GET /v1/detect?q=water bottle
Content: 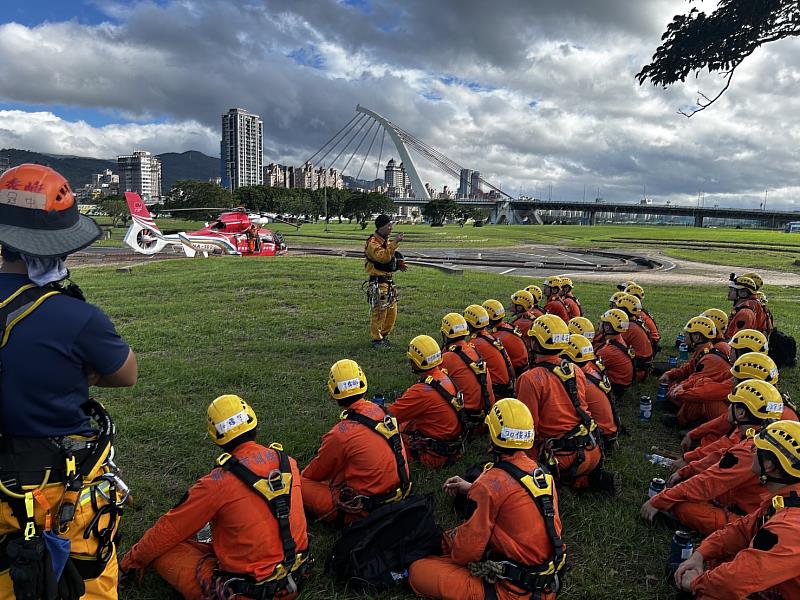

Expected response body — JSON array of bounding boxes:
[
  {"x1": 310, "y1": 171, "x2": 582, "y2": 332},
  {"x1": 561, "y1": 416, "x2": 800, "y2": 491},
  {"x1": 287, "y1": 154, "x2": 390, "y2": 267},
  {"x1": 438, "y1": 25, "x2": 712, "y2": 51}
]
[
  {"x1": 667, "y1": 531, "x2": 694, "y2": 574},
  {"x1": 657, "y1": 383, "x2": 668, "y2": 402},
  {"x1": 372, "y1": 394, "x2": 385, "y2": 408},
  {"x1": 675, "y1": 332, "x2": 685, "y2": 347},
  {"x1": 668, "y1": 356, "x2": 678, "y2": 367},
  {"x1": 679, "y1": 343, "x2": 689, "y2": 361},
  {"x1": 639, "y1": 395, "x2": 652, "y2": 421},
  {"x1": 645, "y1": 453, "x2": 674, "y2": 469},
  {"x1": 648, "y1": 477, "x2": 666, "y2": 498},
  {"x1": 390, "y1": 569, "x2": 409, "y2": 583}
]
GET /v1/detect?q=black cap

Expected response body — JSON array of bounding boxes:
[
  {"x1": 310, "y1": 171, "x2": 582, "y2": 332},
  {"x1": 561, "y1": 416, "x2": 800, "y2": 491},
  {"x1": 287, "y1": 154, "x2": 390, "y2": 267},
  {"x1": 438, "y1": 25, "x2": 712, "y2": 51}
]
[{"x1": 375, "y1": 214, "x2": 392, "y2": 229}]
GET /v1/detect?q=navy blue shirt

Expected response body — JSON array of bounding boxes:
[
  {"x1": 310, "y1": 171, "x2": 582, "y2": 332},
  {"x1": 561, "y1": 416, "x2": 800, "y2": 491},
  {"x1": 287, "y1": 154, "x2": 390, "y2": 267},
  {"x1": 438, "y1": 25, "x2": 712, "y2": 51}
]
[{"x1": 0, "y1": 274, "x2": 130, "y2": 437}]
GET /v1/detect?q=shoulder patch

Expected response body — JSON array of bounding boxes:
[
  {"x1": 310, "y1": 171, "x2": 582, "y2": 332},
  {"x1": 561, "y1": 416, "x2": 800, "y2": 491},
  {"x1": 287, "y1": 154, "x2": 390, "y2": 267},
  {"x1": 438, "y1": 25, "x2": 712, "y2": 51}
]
[
  {"x1": 752, "y1": 527, "x2": 779, "y2": 551},
  {"x1": 719, "y1": 452, "x2": 738, "y2": 469}
]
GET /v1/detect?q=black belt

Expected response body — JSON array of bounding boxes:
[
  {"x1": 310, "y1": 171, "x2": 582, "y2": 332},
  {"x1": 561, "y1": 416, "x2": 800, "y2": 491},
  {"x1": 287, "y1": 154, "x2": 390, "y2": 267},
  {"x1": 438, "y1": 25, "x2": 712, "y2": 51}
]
[
  {"x1": 369, "y1": 275, "x2": 393, "y2": 283},
  {"x1": 547, "y1": 433, "x2": 594, "y2": 452},
  {"x1": 0, "y1": 437, "x2": 98, "y2": 486},
  {"x1": 217, "y1": 561, "x2": 309, "y2": 599}
]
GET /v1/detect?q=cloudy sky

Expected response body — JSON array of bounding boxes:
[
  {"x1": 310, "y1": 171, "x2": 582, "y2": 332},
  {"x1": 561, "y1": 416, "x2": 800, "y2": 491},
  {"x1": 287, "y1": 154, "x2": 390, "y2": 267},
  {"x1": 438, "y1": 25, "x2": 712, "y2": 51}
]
[{"x1": 2, "y1": 0, "x2": 800, "y2": 209}]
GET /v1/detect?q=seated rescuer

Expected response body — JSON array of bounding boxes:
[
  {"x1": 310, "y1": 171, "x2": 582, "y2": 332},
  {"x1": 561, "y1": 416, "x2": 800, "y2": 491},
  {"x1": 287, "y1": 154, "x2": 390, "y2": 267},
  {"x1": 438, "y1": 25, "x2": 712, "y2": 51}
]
[
  {"x1": 0, "y1": 164, "x2": 137, "y2": 599},
  {"x1": 440, "y1": 313, "x2": 496, "y2": 430},
  {"x1": 516, "y1": 315, "x2": 619, "y2": 494},
  {"x1": 542, "y1": 276, "x2": 569, "y2": 322},
  {"x1": 558, "y1": 277, "x2": 582, "y2": 318},
  {"x1": 483, "y1": 299, "x2": 529, "y2": 376},
  {"x1": 523, "y1": 285, "x2": 546, "y2": 318},
  {"x1": 568, "y1": 316, "x2": 594, "y2": 343},
  {"x1": 641, "y1": 380, "x2": 784, "y2": 536},
  {"x1": 674, "y1": 420, "x2": 800, "y2": 599},
  {"x1": 614, "y1": 293, "x2": 653, "y2": 381},
  {"x1": 702, "y1": 308, "x2": 729, "y2": 348},
  {"x1": 561, "y1": 334, "x2": 620, "y2": 453},
  {"x1": 510, "y1": 290, "x2": 541, "y2": 347},
  {"x1": 389, "y1": 335, "x2": 466, "y2": 468},
  {"x1": 301, "y1": 359, "x2": 412, "y2": 523},
  {"x1": 121, "y1": 395, "x2": 310, "y2": 600},
  {"x1": 465, "y1": 304, "x2": 516, "y2": 398},
  {"x1": 364, "y1": 214, "x2": 406, "y2": 348},
  {"x1": 594, "y1": 309, "x2": 634, "y2": 399},
  {"x1": 726, "y1": 274, "x2": 767, "y2": 338},
  {"x1": 408, "y1": 399, "x2": 566, "y2": 600},
  {"x1": 624, "y1": 283, "x2": 660, "y2": 352}
]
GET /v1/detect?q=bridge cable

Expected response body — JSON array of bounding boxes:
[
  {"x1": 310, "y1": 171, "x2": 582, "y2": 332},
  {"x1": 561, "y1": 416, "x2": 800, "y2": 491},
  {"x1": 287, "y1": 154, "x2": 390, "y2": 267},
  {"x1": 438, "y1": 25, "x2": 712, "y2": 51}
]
[
  {"x1": 355, "y1": 120, "x2": 381, "y2": 182},
  {"x1": 374, "y1": 128, "x2": 386, "y2": 184},
  {"x1": 316, "y1": 112, "x2": 367, "y2": 168},
  {"x1": 303, "y1": 113, "x2": 360, "y2": 166},
  {"x1": 328, "y1": 114, "x2": 371, "y2": 171},
  {"x1": 341, "y1": 118, "x2": 377, "y2": 174}
]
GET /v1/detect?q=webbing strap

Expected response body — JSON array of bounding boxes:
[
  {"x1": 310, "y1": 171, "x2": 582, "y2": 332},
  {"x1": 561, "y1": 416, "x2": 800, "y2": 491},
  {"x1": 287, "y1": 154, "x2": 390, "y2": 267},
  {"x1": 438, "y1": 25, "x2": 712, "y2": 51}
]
[
  {"x1": 0, "y1": 284, "x2": 61, "y2": 348},
  {"x1": 491, "y1": 461, "x2": 565, "y2": 576},
  {"x1": 423, "y1": 374, "x2": 468, "y2": 439},
  {"x1": 700, "y1": 346, "x2": 729, "y2": 367},
  {"x1": 537, "y1": 361, "x2": 594, "y2": 430},
  {"x1": 364, "y1": 234, "x2": 396, "y2": 272},
  {"x1": 449, "y1": 344, "x2": 491, "y2": 415},
  {"x1": 583, "y1": 371, "x2": 621, "y2": 432},
  {"x1": 607, "y1": 338, "x2": 635, "y2": 385},
  {"x1": 479, "y1": 331, "x2": 516, "y2": 388}
]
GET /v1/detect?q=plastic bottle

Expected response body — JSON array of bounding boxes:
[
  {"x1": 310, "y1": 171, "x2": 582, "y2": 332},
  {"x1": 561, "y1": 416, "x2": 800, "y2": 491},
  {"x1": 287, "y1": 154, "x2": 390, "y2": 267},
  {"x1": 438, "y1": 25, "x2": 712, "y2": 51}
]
[
  {"x1": 668, "y1": 356, "x2": 678, "y2": 367},
  {"x1": 648, "y1": 477, "x2": 666, "y2": 498},
  {"x1": 639, "y1": 395, "x2": 652, "y2": 421},
  {"x1": 372, "y1": 394, "x2": 385, "y2": 408},
  {"x1": 657, "y1": 383, "x2": 669, "y2": 402},
  {"x1": 667, "y1": 531, "x2": 694, "y2": 574},
  {"x1": 390, "y1": 569, "x2": 409, "y2": 582},
  {"x1": 645, "y1": 453, "x2": 674, "y2": 469},
  {"x1": 679, "y1": 343, "x2": 689, "y2": 361}
]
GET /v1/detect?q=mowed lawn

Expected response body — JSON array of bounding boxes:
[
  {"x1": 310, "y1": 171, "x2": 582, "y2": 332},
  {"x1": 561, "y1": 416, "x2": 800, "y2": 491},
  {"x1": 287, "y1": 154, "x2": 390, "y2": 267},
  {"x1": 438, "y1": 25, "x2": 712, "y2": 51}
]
[{"x1": 74, "y1": 256, "x2": 800, "y2": 599}]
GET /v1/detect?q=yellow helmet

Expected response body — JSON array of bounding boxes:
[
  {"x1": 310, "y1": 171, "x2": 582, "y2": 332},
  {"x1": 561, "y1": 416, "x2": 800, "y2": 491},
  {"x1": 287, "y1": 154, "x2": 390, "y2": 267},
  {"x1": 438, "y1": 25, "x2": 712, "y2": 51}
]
[
  {"x1": 754, "y1": 420, "x2": 800, "y2": 480},
  {"x1": 561, "y1": 334, "x2": 595, "y2": 363},
  {"x1": 482, "y1": 299, "x2": 506, "y2": 321},
  {"x1": 756, "y1": 291, "x2": 768, "y2": 304},
  {"x1": 730, "y1": 352, "x2": 779, "y2": 384},
  {"x1": 609, "y1": 291, "x2": 627, "y2": 305},
  {"x1": 560, "y1": 277, "x2": 573, "y2": 289},
  {"x1": 511, "y1": 289, "x2": 535, "y2": 311},
  {"x1": 614, "y1": 293, "x2": 642, "y2": 316},
  {"x1": 328, "y1": 359, "x2": 368, "y2": 401},
  {"x1": 600, "y1": 309, "x2": 629, "y2": 333},
  {"x1": 702, "y1": 308, "x2": 728, "y2": 335},
  {"x1": 617, "y1": 280, "x2": 637, "y2": 291},
  {"x1": 464, "y1": 304, "x2": 491, "y2": 329},
  {"x1": 729, "y1": 274, "x2": 758, "y2": 293},
  {"x1": 684, "y1": 315, "x2": 717, "y2": 340},
  {"x1": 485, "y1": 398, "x2": 535, "y2": 450},
  {"x1": 407, "y1": 335, "x2": 443, "y2": 370},
  {"x1": 524, "y1": 285, "x2": 543, "y2": 303},
  {"x1": 528, "y1": 314, "x2": 570, "y2": 350},
  {"x1": 730, "y1": 329, "x2": 769, "y2": 353},
  {"x1": 207, "y1": 394, "x2": 258, "y2": 446},
  {"x1": 441, "y1": 312, "x2": 470, "y2": 339},
  {"x1": 543, "y1": 276, "x2": 562, "y2": 291},
  {"x1": 728, "y1": 379, "x2": 784, "y2": 422},
  {"x1": 741, "y1": 272, "x2": 764, "y2": 290},
  {"x1": 568, "y1": 316, "x2": 595, "y2": 340},
  {"x1": 624, "y1": 283, "x2": 645, "y2": 299}
]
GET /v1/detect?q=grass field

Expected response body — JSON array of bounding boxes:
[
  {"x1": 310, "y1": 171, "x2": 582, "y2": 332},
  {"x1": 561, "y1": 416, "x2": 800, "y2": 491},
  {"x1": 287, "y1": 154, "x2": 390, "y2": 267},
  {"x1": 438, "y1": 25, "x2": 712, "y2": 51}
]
[{"x1": 72, "y1": 256, "x2": 800, "y2": 599}]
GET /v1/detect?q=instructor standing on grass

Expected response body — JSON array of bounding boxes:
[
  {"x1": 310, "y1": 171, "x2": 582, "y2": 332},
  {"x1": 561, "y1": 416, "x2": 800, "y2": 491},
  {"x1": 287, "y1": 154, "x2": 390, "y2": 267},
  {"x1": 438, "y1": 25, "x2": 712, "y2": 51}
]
[{"x1": 364, "y1": 214, "x2": 406, "y2": 349}]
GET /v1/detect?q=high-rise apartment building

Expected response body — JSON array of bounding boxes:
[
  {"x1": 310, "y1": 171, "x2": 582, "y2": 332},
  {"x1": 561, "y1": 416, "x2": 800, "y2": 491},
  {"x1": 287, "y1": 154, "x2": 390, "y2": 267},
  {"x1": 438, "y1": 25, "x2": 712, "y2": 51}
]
[
  {"x1": 117, "y1": 151, "x2": 162, "y2": 201},
  {"x1": 470, "y1": 171, "x2": 482, "y2": 199},
  {"x1": 384, "y1": 158, "x2": 407, "y2": 198},
  {"x1": 221, "y1": 108, "x2": 263, "y2": 190},
  {"x1": 458, "y1": 168, "x2": 472, "y2": 198}
]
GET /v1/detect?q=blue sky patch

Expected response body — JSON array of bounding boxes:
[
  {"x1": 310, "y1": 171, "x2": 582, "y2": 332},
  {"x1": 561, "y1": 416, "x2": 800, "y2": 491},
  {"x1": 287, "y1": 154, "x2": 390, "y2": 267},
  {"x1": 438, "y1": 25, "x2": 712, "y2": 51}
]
[
  {"x1": 287, "y1": 45, "x2": 326, "y2": 70},
  {"x1": 439, "y1": 75, "x2": 496, "y2": 93},
  {"x1": 0, "y1": 101, "x2": 170, "y2": 127}
]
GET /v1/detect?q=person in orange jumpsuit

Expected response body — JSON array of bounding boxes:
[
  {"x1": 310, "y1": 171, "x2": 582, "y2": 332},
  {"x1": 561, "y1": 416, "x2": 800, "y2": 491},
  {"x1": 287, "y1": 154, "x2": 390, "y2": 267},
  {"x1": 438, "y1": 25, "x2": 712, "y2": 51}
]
[
  {"x1": 641, "y1": 380, "x2": 784, "y2": 535},
  {"x1": 301, "y1": 359, "x2": 412, "y2": 523},
  {"x1": 725, "y1": 274, "x2": 767, "y2": 338},
  {"x1": 702, "y1": 308, "x2": 729, "y2": 347},
  {"x1": 559, "y1": 277, "x2": 582, "y2": 318},
  {"x1": 523, "y1": 285, "x2": 546, "y2": 318},
  {"x1": 542, "y1": 276, "x2": 569, "y2": 322},
  {"x1": 561, "y1": 334, "x2": 620, "y2": 452},
  {"x1": 483, "y1": 299, "x2": 529, "y2": 376},
  {"x1": 509, "y1": 289, "x2": 539, "y2": 350},
  {"x1": 364, "y1": 214, "x2": 406, "y2": 348},
  {"x1": 624, "y1": 283, "x2": 661, "y2": 352},
  {"x1": 465, "y1": 304, "x2": 516, "y2": 397},
  {"x1": 674, "y1": 420, "x2": 800, "y2": 599},
  {"x1": 389, "y1": 335, "x2": 465, "y2": 468},
  {"x1": 614, "y1": 293, "x2": 653, "y2": 381},
  {"x1": 661, "y1": 316, "x2": 732, "y2": 427},
  {"x1": 594, "y1": 309, "x2": 635, "y2": 399},
  {"x1": 120, "y1": 395, "x2": 310, "y2": 600},
  {"x1": 409, "y1": 398, "x2": 565, "y2": 600},
  {"x1": 729, "y1": 328, "x2": 769, "y2": 362},
  {"x1": 568, "y1": 316, "x2": 595, "y2": 343},
  {"x1": 516, "y1": 315, "x2": 619, "y2": 493},
  {"x1": 440, "y1": 312, "x2": 496, "y2": 430},
  {"x1": 756, "y1": 290, "x2": 775, "y2": 335}
]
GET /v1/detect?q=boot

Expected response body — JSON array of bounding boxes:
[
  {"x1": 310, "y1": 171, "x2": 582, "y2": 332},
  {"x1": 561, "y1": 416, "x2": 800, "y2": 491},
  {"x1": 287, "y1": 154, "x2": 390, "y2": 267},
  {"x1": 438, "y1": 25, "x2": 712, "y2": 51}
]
[{"x1": 589, "y1": 468, "x2": 622, "y2": 497}]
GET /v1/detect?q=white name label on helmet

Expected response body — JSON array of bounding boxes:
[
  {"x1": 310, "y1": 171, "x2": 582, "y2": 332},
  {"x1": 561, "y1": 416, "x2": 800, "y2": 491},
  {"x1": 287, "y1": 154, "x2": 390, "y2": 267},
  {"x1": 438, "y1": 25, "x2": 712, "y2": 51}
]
[
  {"x1": 500, "y1": 426, "x2": 534, "y2": 441},
  {"x1": 452, "y1": 323, "x2": 468, "y2": 333},
  {"x1": 581, "y1": 345, "x2": 594, "y2": 355},
  {"x1": 338, "y1": 377, "x2": 362, "y2": 391},
  {"x1": 584, "y1": 332, "x2": 594, "y2": 339},
  {"x1": 215, "y1": 410, "x2": 250, "y2": 434},
  {"x1": 766, "y1": 402, "x2": 784, "y2": 414},
  {"x1": 620, "y1": 322, "x2": 629, "y2": 330},
  {"x1": 770, "y1": 368, "x2": 778, "y2": 378},
  {"x1": 426, "y1": 351, "x2": 442, "y2": 364},
  {"x1": 0, "y1": 189, "x2": 48, "y2": 210},
  {"x1": 478, "y1": 316, "x2": 489, "y2": 325},
  {"x1": 552, "y1": 333, "x2": 570, "y2": 344}
]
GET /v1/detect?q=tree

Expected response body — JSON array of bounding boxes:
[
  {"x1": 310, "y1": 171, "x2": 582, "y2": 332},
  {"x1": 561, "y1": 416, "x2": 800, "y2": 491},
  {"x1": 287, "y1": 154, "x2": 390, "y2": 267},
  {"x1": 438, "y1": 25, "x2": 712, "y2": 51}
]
[
  {"x1": 636, "y1": 1, "x2": 800, "y2": 116},
  {"x1": 97, "y1": 195, "x2": 131, "y2": 228},
  {"x1": 164, "y1": 180, "x2": 234, "y2": 219},
  {"x1": 422, "y1": 198, "x2": 459, "y2": 226}
]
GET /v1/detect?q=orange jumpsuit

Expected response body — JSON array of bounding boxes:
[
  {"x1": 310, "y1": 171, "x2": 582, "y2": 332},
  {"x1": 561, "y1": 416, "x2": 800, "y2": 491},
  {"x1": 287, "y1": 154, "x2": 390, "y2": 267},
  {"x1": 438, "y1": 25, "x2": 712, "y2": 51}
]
[
  {"x1": 364, "y1": 232, "x2": 399, "y2": 342},
  {"x1": 640, "y1": 309, "x2": 661, "y2": 347},
  {"x1": 389, "y1": 367, "x2": 463, "y2": 468},
  {"x1": 664, "y1": 342, "x2": 729, "y2": 383},
  {"x1": 649, "y1": 438, "x2": 765, "y2": 535},
  {"x1": 687, "y1": 413, "x2": 736, "y2": 448},
  {"x1": 301, "y1": 399, "x2": 410, "y2": 522},
  {"x1": 516, "y1": 356, "x2": 601, "y2": 488},
  {"x1": 595, "y1": 334, "x2": 634, "y2": 396},
  {"x1": 690, "y1": 483, "x2": 800, "y2": 600},
  {"x1": 725, "y1": 298, "x2": 767, "y2": 338},
  {"x1": 441, "y1": 339, "x2": 496, "y2": 420},
  {"x1": 492, "y1": 322, "x2": 529, "y2": 375},
  {"x1": 472, "y1": 330, "x2": 514, "y2": 391},
  {"x1": 622, "y1": 319, "x2": 654, "y2": 381},
  {"x1": 511, "y1": 308, "x2": 544, "y2": 351},
  {"x1": 562, "y1": 294, "x2": 582, "y2": 318},
  {"x1": 121, "y1": 441, "x2": 308, "y2": 600},
  {"x1": 669, "y1": 344, "x2": 733, "y2": 426},
  {"x1": 409, "y1": 452, "x2": 562, "y2": 600},
  {"x1": 581, "y1": 361, "x2": 618, "y2": 442},
  {"x1": 544, "y1": 298, "x2": 569, "y2": 322}
]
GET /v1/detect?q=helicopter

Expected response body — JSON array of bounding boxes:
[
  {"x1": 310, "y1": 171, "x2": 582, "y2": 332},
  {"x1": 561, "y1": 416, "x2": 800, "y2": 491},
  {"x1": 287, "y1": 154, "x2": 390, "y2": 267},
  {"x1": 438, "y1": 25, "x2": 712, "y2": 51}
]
[{"x1": 122, "y1": 192, "x2": 288, "y2": 257}]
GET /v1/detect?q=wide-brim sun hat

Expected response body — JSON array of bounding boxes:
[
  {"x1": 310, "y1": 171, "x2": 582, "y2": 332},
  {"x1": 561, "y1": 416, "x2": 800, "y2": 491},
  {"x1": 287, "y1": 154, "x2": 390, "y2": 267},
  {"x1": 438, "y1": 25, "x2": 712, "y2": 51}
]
[{"x1": 0, "y1": 163, "x2": 102, "y2": 257}]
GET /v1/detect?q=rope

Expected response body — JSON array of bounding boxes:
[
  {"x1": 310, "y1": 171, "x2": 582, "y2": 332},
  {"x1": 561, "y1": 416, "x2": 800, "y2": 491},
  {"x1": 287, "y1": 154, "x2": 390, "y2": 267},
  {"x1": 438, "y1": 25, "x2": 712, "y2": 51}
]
[{"x1": 468, "y1": 560, "x2": 506, "y2": 583}]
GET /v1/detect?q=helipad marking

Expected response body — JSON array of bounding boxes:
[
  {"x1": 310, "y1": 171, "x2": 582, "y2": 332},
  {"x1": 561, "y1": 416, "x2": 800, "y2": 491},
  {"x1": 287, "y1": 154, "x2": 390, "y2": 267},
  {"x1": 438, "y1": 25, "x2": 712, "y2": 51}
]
[
  {"x1": 556, "y1": 250, "x2": 593, "y2": 265},
  {"x1": 500, "y1": 268, "x2": 516, "y2": 275}
]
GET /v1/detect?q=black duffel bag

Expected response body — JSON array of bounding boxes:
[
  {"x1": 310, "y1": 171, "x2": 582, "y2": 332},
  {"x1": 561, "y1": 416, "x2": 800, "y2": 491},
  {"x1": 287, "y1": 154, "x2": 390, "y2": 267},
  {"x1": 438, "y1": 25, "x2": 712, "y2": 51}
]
[
  {"x1": 327, "y1": 493, "x2": 442, "y2": 590},
  {"x1": 769, "y1": 328, "x2": 797, "y2": 368}
]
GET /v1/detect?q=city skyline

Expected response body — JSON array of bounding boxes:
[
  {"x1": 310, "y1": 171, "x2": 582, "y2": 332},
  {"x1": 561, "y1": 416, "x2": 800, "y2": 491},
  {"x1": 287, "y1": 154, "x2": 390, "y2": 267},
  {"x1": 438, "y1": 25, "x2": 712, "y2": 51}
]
[{"x1": 1, "y1": 1, "x2": 799, "y2": 209}]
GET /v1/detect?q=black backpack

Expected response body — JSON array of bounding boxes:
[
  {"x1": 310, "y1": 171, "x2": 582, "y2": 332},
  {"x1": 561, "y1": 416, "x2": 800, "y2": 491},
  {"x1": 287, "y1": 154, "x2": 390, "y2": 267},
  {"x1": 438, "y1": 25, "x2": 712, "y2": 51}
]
[
  {"x1": 326, "y1": 493, "x2": 442, "y2": 589},
  {"x1": 769, "y1": 329, "x2": 797, "y2": 368}
]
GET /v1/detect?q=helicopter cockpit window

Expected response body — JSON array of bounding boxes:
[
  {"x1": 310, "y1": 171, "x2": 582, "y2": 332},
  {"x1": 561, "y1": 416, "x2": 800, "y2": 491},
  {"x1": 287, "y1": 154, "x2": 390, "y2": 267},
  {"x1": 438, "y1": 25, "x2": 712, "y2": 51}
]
[
  {"x1": 260, "y1": 234, "x2": 274, "y2": 244},
  {"x1": 211, "y1": 221, "x2": 226, "y2": 230}
]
